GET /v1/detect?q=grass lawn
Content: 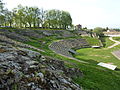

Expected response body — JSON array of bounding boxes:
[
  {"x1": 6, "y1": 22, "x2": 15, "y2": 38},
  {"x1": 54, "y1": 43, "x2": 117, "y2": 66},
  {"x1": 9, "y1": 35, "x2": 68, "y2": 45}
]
[
  {"x1": 72, "y1": 62, "x2": 120, "y2": 90},
  {"x1": 75, "y1": 48, "x2": 120, "y2": 67},
  {"x1": 100, "y1": 36, "x2": 115, "y2": 48},
  {"x1": 113, "y1": 37, "x2": 120, "y2": 42},
  {"x1": 83, "y1": 36, "x2": 101, "y2": 46}
]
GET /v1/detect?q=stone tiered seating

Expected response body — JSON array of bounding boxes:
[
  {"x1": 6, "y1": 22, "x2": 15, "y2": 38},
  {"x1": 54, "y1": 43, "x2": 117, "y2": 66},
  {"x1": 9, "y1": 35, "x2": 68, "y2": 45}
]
[
  {"x1": 0, "y1": 29, "x2": 76, "y2": 42},
  {"x1": 0, "y1": 35, "x2": 45, "y2": 52},
  {"x1": 36, "y1": 30, "x2": 75, "y2": 37},
  {"x1": 49, "y1": 42, "x2": 73, "y2": 57},
  {"x1": 5, "y1": 32, "x2": 30, "y2": 42},
  {"x1": 15, "y1": 29, "x2": 45, "y2": 39},
  {"x1": 49, "y1": 39, "x2": 89, "y2": 58},
  {"x1": 59, "y1": 39, "x2": 89, "y2": 48}
]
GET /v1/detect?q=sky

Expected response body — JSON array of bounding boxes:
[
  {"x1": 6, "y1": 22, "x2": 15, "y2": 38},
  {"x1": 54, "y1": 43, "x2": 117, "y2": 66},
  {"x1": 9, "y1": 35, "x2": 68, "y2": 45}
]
[{"x1": 3, "y1": 0, "x2": 120, "y2": 29}]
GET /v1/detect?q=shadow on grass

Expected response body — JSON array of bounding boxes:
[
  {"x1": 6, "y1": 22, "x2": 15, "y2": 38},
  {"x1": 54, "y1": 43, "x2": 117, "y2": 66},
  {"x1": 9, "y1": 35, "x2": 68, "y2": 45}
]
[
  {"x1": 75, "y1": 57, "x2": 99, "y2": 65},
  {"x1": 115, "y1": 68, "x2": 120, "y2": 71}
]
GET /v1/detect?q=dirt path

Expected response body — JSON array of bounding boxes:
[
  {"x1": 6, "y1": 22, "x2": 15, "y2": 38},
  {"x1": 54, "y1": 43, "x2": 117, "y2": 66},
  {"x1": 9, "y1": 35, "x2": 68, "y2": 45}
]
[{"x1": 108, "y1": 37, "x2": 120, "y2": 48}]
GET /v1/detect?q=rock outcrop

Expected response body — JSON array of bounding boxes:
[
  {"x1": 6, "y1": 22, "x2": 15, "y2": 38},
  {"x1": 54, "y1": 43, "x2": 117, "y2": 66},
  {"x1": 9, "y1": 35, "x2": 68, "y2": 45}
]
[{"x1": 0, "y1": 45, "x2": 82, "y2": 90}]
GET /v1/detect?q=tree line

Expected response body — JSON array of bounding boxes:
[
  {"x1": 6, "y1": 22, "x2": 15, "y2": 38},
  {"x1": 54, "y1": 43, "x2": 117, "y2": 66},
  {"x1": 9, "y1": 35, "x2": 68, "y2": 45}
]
[{"x1": 0, "y1": 0, "x2": 72, "y2": 29}]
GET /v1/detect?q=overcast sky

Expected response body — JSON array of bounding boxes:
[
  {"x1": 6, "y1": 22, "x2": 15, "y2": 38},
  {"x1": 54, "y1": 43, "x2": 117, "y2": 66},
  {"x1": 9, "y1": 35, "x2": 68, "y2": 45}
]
[{"x1": 3, "y1": 0, "x2": 120, "y2": 29}]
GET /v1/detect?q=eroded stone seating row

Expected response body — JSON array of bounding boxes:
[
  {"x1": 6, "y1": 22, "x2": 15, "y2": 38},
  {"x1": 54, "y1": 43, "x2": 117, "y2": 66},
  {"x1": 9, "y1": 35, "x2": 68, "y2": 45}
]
[
  {"x1": 49, "y1": 39, "x2": 89, "y2": 58},
  {"x1": 0, "y1": 35, "x2": 44, "y2": 52}
]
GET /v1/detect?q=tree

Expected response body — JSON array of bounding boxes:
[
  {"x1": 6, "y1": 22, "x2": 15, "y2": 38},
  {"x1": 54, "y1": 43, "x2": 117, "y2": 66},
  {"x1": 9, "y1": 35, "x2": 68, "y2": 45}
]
[
  {"x1": 0, "y1": 3, "x2": 13, "y2": 27},
  {"x1": 39, "y1": 8, "x2": 46, "y2": 27},
  {"x1": 3, "y1": 9, "x2": 13, "y2": 27},
  {"x1": 83, "y1": 27, "x2": 87, "y2": 30},
  {"x1": 44, "y1": 9, "x2": 72, "y2": 29},
  {"x1": 0, "y1": 0, "x2": 5, "y2": 26},
  {"x1": 0, "y1": 0, "x2": 4, "y2": 13},
  {"x1": 12, "y1": 5, "x2": 39, "y2": 28},
  {"x1": 29, "y1": 7, "x2": 40, "y2": 27},
  {"x1": 93, "y1": 27, "x2": 104, "y2": 36},
  {"x1": 106, "y1": 27, "x2": 109, "y2": 30},
  {"x1": 44, "y1": 9, "x2": 59, "y2": 28},
  {"x1": 23, "y1": 6, "x2": 41, "y2": 28},
  {"x1": 0, "y1": 3, "x2": 73, "y2": 29},
  {"x1": 12, "y1": 5, "x2": 26, "y2": 27},
  {"x1": 61, "y1": 11, "x2": 72, "y2": 29}
]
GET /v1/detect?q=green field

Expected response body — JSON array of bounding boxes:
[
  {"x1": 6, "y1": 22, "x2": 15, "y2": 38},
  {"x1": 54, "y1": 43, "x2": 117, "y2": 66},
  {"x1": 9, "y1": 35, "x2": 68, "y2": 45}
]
[
  {"x1": 113, "y1": 37, "x2": 120, "y2": 42},
  {"x1": 72, "y1": 61, "x2": 120, "y2": 90},
  {"x1": 75, "y1": 48, "x2": 120, "y2": 67},
  {"x1": 100, "y1": 36, "x2": 115, "y2": 48}
]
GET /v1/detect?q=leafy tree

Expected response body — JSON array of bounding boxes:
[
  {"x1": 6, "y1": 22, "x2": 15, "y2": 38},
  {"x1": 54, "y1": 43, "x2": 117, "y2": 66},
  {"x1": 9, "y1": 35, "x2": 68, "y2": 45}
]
[
  {"x1": 0, "y1": 4, "x2": 73, "y2": 29},
  {"x1": 44, "y1": 9, "x2": 59, "y2": 28},
  {"x1": 83, "y1": 27, "x2": 87, "y2": 30},
  {"x1": 25, "y1": 6, "x2": 40, "y2": 27},
  {"x1": 106, "y1": 27, "x2": 109, "y2": 30},
  {"x1": 0, "y1": 0, "x2": 4, "y2": 13},
  {"x1": 0, "y1": 0, "x2": 5, "y2": 26},
  {"x1": 12, "y1": 5, "x2": 41, "y2": 28},
  {"x1": 93, "y1": 27, "x2": 104, "y2": 36},
  {"x1": 12, "y1": 5, "x2": 26, "y2": 27},
  {"x1": 61, "y1": 11, "x2": 72, "y2": 29},
  {"x1": 0, "y1": 14, "x2": 4, "y2": 26},
  {"x1": 39, "y1": 8, "x2": 46, "y2": 27},
  {"x1": 3, "y1": 9, "x2": 13, "y2": 27},
  {"x1": 44, "y1": 9, "x2": 72, "y2": 29}
]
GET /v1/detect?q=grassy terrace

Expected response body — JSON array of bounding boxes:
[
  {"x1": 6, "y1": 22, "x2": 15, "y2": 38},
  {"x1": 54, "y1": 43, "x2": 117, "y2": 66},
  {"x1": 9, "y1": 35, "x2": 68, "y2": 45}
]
[
  {"x1": 23, "y1": 35, "x2": 120, "y2": 90},
  {"x1": 113, "y1": 37, "x2": 120, "y2": 42},
  {"x1": 101, "y1": 36, "x2": 115, "y2": 47},
  {"x1": 75, "y1": 48, "x2": 120, "y2": 67},
  {"x1": 83, "y1": 36, "x2": 101, "y2": 46},
  {"x1": 75, "y1": 36, "x2": 120, "y2": 67}
]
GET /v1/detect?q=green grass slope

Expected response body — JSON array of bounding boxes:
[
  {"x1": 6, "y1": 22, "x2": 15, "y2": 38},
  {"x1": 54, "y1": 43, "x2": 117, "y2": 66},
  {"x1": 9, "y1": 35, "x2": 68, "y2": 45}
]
[
  {"x1": 72, "y1": 62, "x2": 120, "y2": 90},
  {"x1": 75, "y1": 48, "x2": 120, "y2": 67},
  {"x1": 83, "y1": 36, "x2": 101, "y2": 46},
  {"x1": 113, "y1": 37, "x2": 120, "y2": 42},
  {"x1": 100, "y1": 36, "x2": 115, "y2": 48}
]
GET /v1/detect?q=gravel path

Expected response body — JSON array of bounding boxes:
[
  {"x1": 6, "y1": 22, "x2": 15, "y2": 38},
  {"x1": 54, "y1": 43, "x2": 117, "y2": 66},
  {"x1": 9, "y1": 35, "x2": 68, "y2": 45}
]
[{"x1": 108, "y1": 37, "x2": 120, "y2": 48}]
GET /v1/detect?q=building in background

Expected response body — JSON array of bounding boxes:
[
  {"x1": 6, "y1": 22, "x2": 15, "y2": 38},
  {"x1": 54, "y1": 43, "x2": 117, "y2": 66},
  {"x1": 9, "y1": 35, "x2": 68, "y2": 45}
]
[{"x1": 75, "y1": 24, "x2": 82, "y2": 30}]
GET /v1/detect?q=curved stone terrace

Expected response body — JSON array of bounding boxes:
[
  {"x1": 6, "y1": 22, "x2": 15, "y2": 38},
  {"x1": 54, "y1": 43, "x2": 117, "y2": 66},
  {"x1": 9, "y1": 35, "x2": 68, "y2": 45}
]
[{"x1": 49, "y1": 38, "x2": 90, "y2": 58}]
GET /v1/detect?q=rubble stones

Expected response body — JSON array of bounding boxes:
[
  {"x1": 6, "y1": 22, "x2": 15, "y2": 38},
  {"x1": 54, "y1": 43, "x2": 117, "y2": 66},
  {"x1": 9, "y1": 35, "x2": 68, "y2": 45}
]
[{"x1": 0, "y1": 45, "x2": 82, "y2": 90}]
